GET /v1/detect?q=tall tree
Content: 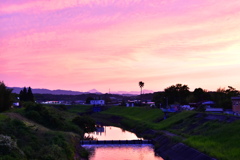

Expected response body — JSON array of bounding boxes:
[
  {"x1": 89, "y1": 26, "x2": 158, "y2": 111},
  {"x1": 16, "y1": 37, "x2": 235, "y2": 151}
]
[
  {"x1": 19, "y1": 87, "x2": 27, "y2": 101},
  {"x1": 139, "y1": 81, "x2": 144, "y2": 95},
  {"x1": 193, "y1": 88, "x2": 211, "y2": 102},
  {"x1": 0, "y1": 81, "x2": 13, "y2": 112},
  {"x1": 19, "y1": 87, "x2": 34, "y2": 102},
  {"x1": 27, "y1": 87, "x2": 34, "y2": 102},
  {"x1": 225, "y1": 86, "x2": 239, "y2": 97},
  {"x1": 139, "y1": 81, "x2": 144, "y2": 101},
  {"x1": 164, "y1": 83, "x2": 190, "y2": 104}
]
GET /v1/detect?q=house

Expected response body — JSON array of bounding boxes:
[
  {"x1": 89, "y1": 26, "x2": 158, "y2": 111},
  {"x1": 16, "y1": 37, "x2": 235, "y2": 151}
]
[
  {"x1": 231, "y1": 96, "x2": 240, "y2": 112},
  {"x1": 90, "y1": 100, "x2": 105, "y2": 106},
  {"x1": 126, "y1": 101, "x2": 135, "y2": 107}
]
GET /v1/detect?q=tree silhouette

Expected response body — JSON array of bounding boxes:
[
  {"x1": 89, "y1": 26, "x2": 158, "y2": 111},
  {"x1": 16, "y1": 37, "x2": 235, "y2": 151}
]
[
  {"x1": 164, "y1": 83, "x2": 190, "y2": 104},
  {"x1": 0, "y1": 81, "x2": 13, "y2": 112},
  {"x1": 19, "y1": 87, "x2": 27, "y2": 101},
  {"x1": 27, "y1": 87, "x2": 34, "y2": 102},
  {"x1": 139, "y1": 81, "x2": 144, "y2": 101},
  {"x1": 19, "y1": 87, "x2": 34, "y2": 102}
]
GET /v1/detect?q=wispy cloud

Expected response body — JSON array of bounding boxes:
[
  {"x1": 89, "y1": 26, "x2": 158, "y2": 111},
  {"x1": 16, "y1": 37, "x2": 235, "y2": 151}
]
[{"x1": 1, "y1": 0, "x2": 240, "y2": 92}]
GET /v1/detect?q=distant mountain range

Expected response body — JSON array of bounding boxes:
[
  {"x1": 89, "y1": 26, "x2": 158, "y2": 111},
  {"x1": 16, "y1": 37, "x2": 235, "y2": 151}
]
[
  {"x1": 111, "y1": 90, "x2": 154, "y2": 95},
  {"x1": 10, "y1": 87, "x2": 154, "y2": 95},
  {"x1": 10, "y1": 87, "x2": 84, "y2": 95}
]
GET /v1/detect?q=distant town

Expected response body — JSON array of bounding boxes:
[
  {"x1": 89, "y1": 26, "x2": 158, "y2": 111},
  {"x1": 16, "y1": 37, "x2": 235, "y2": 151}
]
[{"x1": 10, "y1": 83, "x2": 240, "y2": 117}]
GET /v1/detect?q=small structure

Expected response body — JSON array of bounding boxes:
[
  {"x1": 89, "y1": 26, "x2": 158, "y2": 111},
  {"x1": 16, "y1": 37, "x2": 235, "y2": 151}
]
[
  {"x1": 95, "y1": 125, "x2": 105, "y2": 135},
  {"x1": 143, "y1": 102, "x2": 155, "y2": 107},
  {"x1": 181, "y1": 105, "x2": 194, "y2": 111},
  {"x1": 80, "y1": 139, "x2": 152, "y2": 145},
  {"x1": 202, "y1": 101, "x2": 215, "y2": 108},
  {"x1": 231, "y1": 96, "x2": 240, "y2": 112},
  {"x1": 42, "y1": 101, "x2": 61, "y2": 104},
  {"x1": 205, "y1": 108, "x2": 223, "y2": 113},
  {"x1": 90, "y1": 100, "x2": 105, "y2": 106},
  {"x1": 126, "y1": 101, "x2": 135, "y2": 107},
  {"x1": 12, "y1": 102, "x2": 20, "y2": 107}
]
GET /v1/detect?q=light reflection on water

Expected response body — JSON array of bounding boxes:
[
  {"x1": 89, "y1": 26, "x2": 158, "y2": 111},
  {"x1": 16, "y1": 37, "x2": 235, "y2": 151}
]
[
  {"x1": 83, "y1": 144, "x2": 164, "y2": 160},
  {"x1": 85, "y1": 126, "x2": 142, "y2": 140},
  {"x1": 83, "y1": 126, "x2": 164, "y2": 160}
]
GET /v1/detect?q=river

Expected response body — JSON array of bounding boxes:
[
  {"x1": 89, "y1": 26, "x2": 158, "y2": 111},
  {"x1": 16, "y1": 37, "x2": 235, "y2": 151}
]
[{"x1": 83, "y1": 126, "x2": 164, "y2": 160}]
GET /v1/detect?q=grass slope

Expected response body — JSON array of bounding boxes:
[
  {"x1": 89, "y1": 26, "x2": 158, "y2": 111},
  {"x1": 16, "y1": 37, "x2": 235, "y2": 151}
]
[
  {"x1": 97, "y1": 106, "x2": 240, "y2": 160},
  {"x1": 67, "y1": 105, "x2": 92, "y2": 114},
  {"x1": 0, "y1": 104, "x2": 94, "y2": 160}
]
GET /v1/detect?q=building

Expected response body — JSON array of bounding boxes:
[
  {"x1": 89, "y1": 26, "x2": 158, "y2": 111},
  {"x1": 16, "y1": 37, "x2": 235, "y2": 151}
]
[
  {"x1": 231, "y1": 97, "x2": 240, "y2": 112},
  {"x1": 90, "y1": 100, "x2": 105, "y2": 106},
  {"x1": 126, "y1": 101, "x2": 135, "y2": 107},
  {"x1": 205, "y1": 108, "x2": 223, "y2": 113}
]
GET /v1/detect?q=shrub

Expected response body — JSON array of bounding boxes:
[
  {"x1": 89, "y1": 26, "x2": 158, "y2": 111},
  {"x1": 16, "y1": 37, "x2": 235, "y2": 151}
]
[
  {"x1": 23, "y1": 102, "x2": 41, "y2": 110},
  {"x1": 25, "y1": 111, "x2": 41, "y2": 122},
  {"x1": 72, "y1": 116, "x2": 95, "y2": 133}
]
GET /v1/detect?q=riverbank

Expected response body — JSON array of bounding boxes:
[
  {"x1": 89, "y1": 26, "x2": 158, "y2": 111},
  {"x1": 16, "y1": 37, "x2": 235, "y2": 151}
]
[
  {"x1": 138, "y1": 129, "x2": 215, "y2": 160},
  {"x1": 91, "y1": 106, "x2": 240, "y2": 160},
  {"x1": 0, "y1": 104, "x2": 96, "y2": 160}
]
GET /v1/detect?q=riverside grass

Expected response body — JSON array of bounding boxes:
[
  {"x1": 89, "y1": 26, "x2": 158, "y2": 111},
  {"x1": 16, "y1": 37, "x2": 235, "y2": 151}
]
[
  {"x1": 184, "y1": 120, "x2": 240, "y2": 160},
  {"x1": 98, "y1": 106, "x2": 240, "y2": 160},
  {"x1": 100, "y1": 106, "x2": 195, "y2": 130},
  {"x1": 68, "y1": 105, "x2": 92, "y2": 114}
]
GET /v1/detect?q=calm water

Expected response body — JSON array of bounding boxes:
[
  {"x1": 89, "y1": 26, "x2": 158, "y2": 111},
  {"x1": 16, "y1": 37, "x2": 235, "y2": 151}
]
[{"x1": 83, "y1": 126, "x2": 164, "y2": 160}]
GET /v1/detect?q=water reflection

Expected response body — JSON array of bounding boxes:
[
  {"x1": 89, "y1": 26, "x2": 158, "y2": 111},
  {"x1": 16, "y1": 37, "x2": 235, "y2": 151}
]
[
  {"x1": 85, "y1": 126, "x2": 143, "y2": 140},
  {"x1": 84, "y1": 144, "x2": 164, "y2": 160},
  {"x1": 83, "y1": 126, "x2": 164, "y2": 160}
]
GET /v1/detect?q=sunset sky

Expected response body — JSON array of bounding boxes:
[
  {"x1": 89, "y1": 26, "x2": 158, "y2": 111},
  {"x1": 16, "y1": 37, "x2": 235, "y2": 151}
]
[{"x1": 1, "y1": 0, "x2": 240, "y2": 93}]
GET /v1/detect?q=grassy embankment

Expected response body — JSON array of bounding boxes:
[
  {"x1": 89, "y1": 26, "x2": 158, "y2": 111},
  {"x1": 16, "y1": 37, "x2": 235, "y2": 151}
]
[
  {"x1": 0, "y1": 104, "x2": 94, "y2": 160},
  {"x1": 67, "y1": 104, "x2": 92, "y2": 114},
  {"x1": 92, "y1": 106, "x2": 240, "y2": 160}
]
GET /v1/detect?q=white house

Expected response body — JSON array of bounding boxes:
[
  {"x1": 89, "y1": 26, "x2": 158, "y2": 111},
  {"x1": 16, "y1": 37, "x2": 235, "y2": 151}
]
[{"x1": 90, "y1": 100, "x2": 105, "y2": 106}]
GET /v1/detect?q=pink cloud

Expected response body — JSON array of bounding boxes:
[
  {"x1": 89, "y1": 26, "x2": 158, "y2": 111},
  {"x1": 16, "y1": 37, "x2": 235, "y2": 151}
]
[{"x1": 1, "y1": 0, "x2": 240, "y2": 92}]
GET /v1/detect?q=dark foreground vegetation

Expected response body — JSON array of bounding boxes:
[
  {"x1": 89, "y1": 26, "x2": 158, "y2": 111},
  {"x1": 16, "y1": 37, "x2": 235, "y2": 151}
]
[
  {"x1": 0, "y1": 81, "x2": 97, "y2": 159},
  {"x1": 0, "y1": 114, "x2": 75, "y2": 160},
  {"x1": 0, "y1": 103, "x2": 96, "y2": 160}
]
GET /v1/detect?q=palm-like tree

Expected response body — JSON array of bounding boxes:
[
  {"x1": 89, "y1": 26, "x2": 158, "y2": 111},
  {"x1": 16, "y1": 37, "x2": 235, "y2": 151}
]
[{"x1": 139, "y1": 81, "x2": 144, "y2": 100}]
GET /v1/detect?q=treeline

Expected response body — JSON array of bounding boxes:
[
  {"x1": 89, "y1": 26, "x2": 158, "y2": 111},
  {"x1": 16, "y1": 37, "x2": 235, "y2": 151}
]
[
  {"x1": 34, "y1": 93, "x2": 102, "y2": 101},
  {"x1": 19, "y1": 87, "x2": 34, "y2": 102},
  {"x1": 152, "y1": 84, "x2": 239, "y2": 109}
]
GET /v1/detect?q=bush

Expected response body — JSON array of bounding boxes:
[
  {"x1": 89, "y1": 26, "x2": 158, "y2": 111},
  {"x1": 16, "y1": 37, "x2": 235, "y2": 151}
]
[
  {"x1": 72, "y1": 116, "x2": 95, "y2": 133},
  {"x1": 25, "y1": 111, "x2": 41, "y2": 122},
  {"x1": 24, "y1": 102, "x2": 43, "y2": 112}
]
